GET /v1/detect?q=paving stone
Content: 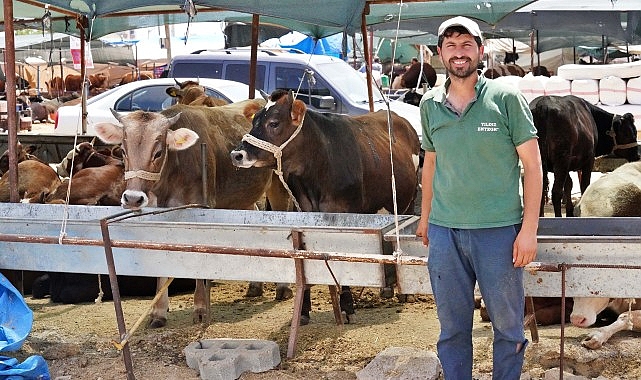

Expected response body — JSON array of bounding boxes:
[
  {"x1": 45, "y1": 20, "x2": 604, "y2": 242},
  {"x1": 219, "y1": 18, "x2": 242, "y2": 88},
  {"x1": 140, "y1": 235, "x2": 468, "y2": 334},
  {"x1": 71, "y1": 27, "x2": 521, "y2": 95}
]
[{"x1": 184, "y1": 339, "x2": 280, "y2": 380}]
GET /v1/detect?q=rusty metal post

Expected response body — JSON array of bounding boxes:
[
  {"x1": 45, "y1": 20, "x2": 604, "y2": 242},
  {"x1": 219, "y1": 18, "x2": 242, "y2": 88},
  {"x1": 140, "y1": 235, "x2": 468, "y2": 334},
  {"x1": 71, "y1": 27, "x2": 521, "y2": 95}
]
[
  {"x1": 287, "y1": 230, "x2": 306, "y2": 358},
  {"x1": 360, "y1": 5, "x2": 374, "y2": 112},
  {"x1": 100, "y1": 216, "x2": 136, "y2": 380},
  {"x1": 3, "y1": 0, "x2": 18, "y2": 203}
]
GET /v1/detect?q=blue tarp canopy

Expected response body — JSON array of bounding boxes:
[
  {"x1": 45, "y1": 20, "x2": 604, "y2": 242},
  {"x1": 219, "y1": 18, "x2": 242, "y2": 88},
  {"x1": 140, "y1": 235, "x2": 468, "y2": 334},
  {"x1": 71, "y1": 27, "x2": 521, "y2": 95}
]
[{"x1": 280, "y1": 34, "x2": 349, "y2": 59}]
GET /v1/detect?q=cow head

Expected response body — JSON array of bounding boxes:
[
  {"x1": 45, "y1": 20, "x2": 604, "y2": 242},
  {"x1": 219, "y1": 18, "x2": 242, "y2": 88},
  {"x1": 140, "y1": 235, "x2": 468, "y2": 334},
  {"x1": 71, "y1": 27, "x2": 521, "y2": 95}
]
[
  {"x1": 570, "y1": 297, "x2": 611, "y2": 328},
  {"x1": 166, "y1": 80, "x2": 204, "y2": 104},
  {"x1": 230, "y1": 89, "x2": 306, "y2": 169},
  {"x1": 94, "y1": 109, "x2": 198, "y2": 209},
  {"x1": 0, "y1": 141, "x2": 38, "y2": 175},
  {"x1": 610, "y1": 113, "x2": 640, "y2": 162}
]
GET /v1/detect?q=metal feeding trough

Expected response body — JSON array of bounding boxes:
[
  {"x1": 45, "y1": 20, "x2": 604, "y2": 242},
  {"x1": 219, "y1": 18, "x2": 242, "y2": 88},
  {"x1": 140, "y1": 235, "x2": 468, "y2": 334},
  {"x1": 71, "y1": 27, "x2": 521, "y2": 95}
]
[
  {"x1": 384, "y1": 217, "x2": 641, "y2": 298},
  {"x1": 0, "y1": 203, "x2": 414, "y2": 287}
]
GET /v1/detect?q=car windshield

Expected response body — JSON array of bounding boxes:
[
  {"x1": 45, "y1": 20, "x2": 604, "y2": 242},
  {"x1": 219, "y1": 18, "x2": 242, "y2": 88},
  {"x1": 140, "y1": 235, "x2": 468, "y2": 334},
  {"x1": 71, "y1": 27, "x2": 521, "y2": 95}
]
[{"x1": 312, "y1": 61, "x2": 384, "y2": 104}]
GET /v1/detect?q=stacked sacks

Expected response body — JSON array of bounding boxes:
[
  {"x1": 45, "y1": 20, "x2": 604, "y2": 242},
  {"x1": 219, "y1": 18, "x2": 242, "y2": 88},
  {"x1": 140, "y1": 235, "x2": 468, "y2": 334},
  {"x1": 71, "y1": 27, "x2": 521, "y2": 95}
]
[
  {"x1": 571, "y1": 79, "x2": 600, "y2": 104},
  {"x1": 599, "y1": 75, "x2": 627, "y2": 106},
  {"x1": 544, "y1": 76, "x2": 571, "y2": 96},
  {"x1": 627, "y1": 76, "x2": 641, "y2": 105},
  {"x1": 518, "y1": 73, "x2": 546, "y2": 104}
]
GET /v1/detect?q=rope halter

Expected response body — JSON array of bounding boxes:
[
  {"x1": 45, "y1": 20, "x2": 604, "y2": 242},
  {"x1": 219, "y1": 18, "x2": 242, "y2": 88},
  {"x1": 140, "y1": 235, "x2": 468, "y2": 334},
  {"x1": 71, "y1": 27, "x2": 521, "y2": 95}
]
[
  {"x1": 607, "y1": 118, "x2": 639, "y2": 152},
  {"x1": 240, "y1": 111, "x2": 306, "y2": 211}
]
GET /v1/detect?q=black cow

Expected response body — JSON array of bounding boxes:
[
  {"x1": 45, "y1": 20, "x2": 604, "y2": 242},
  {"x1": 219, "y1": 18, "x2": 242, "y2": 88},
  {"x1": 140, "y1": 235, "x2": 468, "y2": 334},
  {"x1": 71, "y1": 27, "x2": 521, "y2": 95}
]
[
  {"x1": 530, "y1": 95, "x2": 639, "y2": 217},
  {"x1": 230, "y1": 89, "x2": 421, "y2": 324}
]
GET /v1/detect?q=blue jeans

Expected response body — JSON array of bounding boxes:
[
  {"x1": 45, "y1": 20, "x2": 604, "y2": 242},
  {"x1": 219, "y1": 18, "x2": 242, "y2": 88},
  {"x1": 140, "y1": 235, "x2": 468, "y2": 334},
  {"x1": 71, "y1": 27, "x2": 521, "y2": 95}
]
[{"x1": 427, "y1": 223, "x2": 527, "y2": 380}]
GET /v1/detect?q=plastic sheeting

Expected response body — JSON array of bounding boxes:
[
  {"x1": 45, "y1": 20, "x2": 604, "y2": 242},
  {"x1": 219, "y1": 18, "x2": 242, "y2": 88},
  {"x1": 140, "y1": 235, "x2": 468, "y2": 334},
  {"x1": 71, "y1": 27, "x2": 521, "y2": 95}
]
[{"x1": 0, "y1": 274, "x2": 50, "y2": 379}]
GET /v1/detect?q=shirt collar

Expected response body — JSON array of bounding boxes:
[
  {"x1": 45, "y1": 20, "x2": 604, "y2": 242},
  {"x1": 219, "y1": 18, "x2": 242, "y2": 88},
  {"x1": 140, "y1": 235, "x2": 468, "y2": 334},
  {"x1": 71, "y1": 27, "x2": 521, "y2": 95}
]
[{"x1": 433, "y1": 70, "x2": 484, "y2": 103}]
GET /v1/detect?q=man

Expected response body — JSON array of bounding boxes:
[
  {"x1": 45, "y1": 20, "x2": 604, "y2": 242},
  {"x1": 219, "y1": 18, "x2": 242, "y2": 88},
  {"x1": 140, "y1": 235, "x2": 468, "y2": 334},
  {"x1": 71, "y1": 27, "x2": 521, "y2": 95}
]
[{"x1": 415, "y1": 16, "x2": 542, "y2": 379}]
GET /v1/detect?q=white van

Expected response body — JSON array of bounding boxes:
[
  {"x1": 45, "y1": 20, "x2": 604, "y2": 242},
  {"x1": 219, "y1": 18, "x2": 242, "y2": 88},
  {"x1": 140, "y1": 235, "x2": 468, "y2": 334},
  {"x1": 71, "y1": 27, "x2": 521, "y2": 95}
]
[{"x1": 167, "y1": 49, "x2": 422, "y2": 140}]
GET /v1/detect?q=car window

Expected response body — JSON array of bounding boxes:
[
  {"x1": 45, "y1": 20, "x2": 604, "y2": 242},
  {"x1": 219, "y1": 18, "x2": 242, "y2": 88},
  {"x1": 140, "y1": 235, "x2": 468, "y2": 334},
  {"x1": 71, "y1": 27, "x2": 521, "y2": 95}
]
[
  {"x1": 225, "y1": 64, "x2": 266, "y2": 90},
  {"x1": 114, "y1": 85, "x2": 174, "y2": 112},
  {"x1": 171, "y1": 62, "x2": 223, "y2": 79},
  {"x1": 274, "y1": 66, "x2": 332, "y2": 108}
]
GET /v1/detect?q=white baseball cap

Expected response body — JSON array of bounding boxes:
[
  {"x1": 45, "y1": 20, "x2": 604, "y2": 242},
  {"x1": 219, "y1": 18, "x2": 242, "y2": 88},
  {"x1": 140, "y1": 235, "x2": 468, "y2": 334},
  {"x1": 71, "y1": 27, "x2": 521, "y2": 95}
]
[{"x1": 438, "y1": 16, "x2": 482, "y2": 39}]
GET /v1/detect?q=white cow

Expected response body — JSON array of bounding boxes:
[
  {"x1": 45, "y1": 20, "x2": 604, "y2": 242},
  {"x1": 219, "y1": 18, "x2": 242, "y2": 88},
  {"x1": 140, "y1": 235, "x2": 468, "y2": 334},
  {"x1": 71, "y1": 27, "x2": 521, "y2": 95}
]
[{"x1": 571, "y1": 160, "x2": 641, "y2": 349}]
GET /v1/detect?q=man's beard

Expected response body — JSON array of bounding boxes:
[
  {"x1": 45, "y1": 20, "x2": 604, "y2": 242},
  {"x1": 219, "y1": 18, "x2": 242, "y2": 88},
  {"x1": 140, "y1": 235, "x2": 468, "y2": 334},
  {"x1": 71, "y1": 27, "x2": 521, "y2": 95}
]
[{"x1": 445, "y1": 57, "x2": 478, "y2": 79}]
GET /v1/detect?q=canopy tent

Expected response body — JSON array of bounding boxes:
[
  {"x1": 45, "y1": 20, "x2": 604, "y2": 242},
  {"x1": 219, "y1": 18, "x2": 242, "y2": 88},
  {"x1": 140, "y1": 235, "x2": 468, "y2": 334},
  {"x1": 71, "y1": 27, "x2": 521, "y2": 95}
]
[{"x1": 279, "y1": 34, "x2": 350, "y2": 59}]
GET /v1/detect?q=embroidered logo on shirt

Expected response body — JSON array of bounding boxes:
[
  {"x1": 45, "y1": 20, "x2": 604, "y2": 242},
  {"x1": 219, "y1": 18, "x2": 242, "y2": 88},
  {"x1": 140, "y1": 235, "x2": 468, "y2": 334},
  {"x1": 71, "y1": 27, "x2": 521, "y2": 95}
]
[{"x1": 478, "y1": 122, "x2": 498, "y2": 132}]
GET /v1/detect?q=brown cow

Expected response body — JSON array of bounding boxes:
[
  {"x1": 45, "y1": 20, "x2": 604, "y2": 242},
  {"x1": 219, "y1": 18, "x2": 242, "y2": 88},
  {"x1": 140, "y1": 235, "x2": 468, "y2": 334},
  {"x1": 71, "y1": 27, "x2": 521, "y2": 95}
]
[
  {"x1": 93, "y1": 100, "x2": 288, "y2": 328},
  {"x1": 0, "y1": 160, "x2": 61, "y2": 202},
  {"x1": 44, "y1": 163, "x2": 124, "y2": 206},
  {"x1": 119, "y1": 71, "x2": 154, "y2": 85},
  {"x1": 64, "y1": 74, "x2": 110, "y2": 93},
  {"x1": 45, "y1": 76, "x2": 65, "y2": 97},
  {"x1": 0, "y1": 141, "x2": 41, "y2": 176},
  {"x1": 400, "y1": 62, "x2": 437, "y2": 89},
  {"x1": 230, "y1": 89, "x2": 421, "y2": 324},
  {"x1": 484, "y1": 64, "x2": 526, "y2": 79},
  {"x1": 166, "y1": 79, "x2": 229, "y2": 107}
]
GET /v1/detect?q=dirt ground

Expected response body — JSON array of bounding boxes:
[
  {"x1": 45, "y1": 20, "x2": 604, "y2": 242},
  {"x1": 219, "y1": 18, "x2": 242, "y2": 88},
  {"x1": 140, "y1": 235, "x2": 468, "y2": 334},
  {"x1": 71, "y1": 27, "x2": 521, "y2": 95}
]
[{"x1": 11, "y1": 280, "x2": 641, "y2": 380}]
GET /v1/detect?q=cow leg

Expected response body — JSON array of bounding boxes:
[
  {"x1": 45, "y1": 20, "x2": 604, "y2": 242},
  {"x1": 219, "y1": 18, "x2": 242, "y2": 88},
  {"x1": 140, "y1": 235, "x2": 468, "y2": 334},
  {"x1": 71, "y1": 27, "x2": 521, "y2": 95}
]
[
  {"x1": 149, "y1": 277, "x2": 169, "y2": 328},
  {"x1": 563, "y1": 176, "x2": 574, "y2": 217},
  {"x1": 340, "y1": 286, "x2": 356, "y2": 324},
  {"x1": 540, "y1": 169, "x2": 549, "y2": 217},
  {"x1": 275, "y1": 283, "x2": 293, "y2": 300},
  {"x1": 300, "y1": 286, "x2": 312, "y2": 325},
  {"x1": 551, "y1": 168, "x2": 569, "y2": 217},
  {"x1": 582, "y1": 310, "x2": 641, "y2": 349},
  {"x1": 245, "y1": 282, "x2": 264, "y2": 297},
  {"x1": 192, "y1": 279, "x2": 210, "y2": 324}
]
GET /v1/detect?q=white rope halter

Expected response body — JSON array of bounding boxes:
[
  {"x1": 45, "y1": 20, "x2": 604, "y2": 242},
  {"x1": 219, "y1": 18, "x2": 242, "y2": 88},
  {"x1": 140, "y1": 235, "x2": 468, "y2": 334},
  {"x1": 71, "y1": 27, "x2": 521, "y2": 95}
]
[{"x1": 241, "y1": 112, "x2": 306, "y2": 211}]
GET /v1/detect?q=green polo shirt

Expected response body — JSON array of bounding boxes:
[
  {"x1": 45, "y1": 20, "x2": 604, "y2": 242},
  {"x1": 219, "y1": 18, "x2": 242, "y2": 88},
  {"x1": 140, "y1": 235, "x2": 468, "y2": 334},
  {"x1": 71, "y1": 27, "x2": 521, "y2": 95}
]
[{"x1": 419, "y1": 74, "x2": 537, "y2": 229}]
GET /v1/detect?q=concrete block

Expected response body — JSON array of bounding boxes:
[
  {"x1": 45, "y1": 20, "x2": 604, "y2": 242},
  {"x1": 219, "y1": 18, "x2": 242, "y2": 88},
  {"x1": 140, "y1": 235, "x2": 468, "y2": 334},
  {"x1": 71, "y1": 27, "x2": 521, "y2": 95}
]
[
  {"x1": 184, "y1": 339, "x2": 280, "y2": 380},
  {"x1": 356, "y1": 346, "x2": 441, "y2": 380}
]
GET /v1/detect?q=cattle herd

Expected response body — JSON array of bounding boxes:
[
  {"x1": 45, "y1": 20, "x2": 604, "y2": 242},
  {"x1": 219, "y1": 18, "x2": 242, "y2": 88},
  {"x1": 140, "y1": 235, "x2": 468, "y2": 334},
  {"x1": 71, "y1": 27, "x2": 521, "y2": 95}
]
[{"x1": 1, "y1": 73, "x2": 641, "y2": 351}]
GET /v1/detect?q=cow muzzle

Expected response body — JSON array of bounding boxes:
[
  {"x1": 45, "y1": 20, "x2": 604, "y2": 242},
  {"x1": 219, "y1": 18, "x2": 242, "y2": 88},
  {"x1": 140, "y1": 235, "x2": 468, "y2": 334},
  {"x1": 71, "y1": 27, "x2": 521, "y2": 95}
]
[
  {"x1": 121, "y1": 190, "x2": 149, "y2": 209},
  {"x1": 230, "y1": 149, "x2": 257, "y2": 168}
]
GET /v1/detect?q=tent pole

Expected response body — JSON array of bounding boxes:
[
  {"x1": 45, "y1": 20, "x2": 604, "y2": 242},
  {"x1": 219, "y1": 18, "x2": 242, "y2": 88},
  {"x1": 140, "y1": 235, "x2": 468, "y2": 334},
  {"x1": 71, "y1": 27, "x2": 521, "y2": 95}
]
[
  {"x1": 3, "y1": 0, "x2": 18, "y2": 203},
  {"x1": 249, "y1": 14, "x2": 259, "y2": 99},
  {"x1": 361, "y1": 5, "x2": 374, "y2": 112}
]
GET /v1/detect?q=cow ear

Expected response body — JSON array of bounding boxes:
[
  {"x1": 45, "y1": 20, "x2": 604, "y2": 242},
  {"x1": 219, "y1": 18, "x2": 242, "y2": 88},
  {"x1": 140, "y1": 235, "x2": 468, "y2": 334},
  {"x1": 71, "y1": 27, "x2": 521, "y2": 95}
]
[
  {"x1": 243, "y1": 100, "x2": 264, "y2": 121},
  {"x1": 166, "y1": 128, "x2": 199, "y2": 151},
  {"x1": 291, "y1": 99, "x2": 307, "y2": 126},
  {"x1": 94, "y1": 123, "x2": 124, "y2": 144},
  {"x1": 166, "y1": 87, "x2": 179, "y2": 97}
]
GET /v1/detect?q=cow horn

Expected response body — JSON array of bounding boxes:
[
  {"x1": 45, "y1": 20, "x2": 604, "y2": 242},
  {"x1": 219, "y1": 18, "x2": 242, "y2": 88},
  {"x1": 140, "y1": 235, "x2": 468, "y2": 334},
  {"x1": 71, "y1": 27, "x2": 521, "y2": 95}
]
[
  {"x1": 259, "y1": 89, "x2": 269, "y2": 101},
  {"x1": 90, "y1": 136, "x2": 96, "y2": 146},
  {"x1": 110, "y1": 108, "x2": 124, "y2": 122},
  {"x1": 174, "y1": 78, "x2": 181, "y2": 86}
]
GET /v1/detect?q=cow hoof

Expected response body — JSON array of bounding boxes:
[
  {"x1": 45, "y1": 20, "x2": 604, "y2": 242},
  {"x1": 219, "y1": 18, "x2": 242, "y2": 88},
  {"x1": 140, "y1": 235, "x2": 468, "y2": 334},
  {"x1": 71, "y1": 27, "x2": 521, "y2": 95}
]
[
  {"x1": 581, "y1": 334, "x2": 605, "y2": 349},
  {"x1": 275, "y1": 286, "x2": 293, "y2": 301},
  {"x1": 380, "y1": 287, "x2": 394, "y2": 299},
  {"x1": 342, "y1": 311, "x2": 356, "y2": 324},
  {"x1": 299, "y1": 315, "x2": 310, "y2": 326},
  {"x1": 245, "y1": 282, "x2": 264, "y2": 297},
  {"x1": 396, "y1": 294, "x2": 417, "y2": 303},
  {"x1": 192, "y1": 308, "x2": 209, "y2": 324},
  {"x1": 148, "y1": 317, "x2": 167, "y2": 329}
]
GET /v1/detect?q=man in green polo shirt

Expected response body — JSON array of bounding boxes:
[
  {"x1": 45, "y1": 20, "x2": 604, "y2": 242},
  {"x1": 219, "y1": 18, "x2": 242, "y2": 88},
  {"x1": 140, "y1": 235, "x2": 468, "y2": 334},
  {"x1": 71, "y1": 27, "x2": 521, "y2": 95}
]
[{"x1": 415, "y1": 16, "x2": 543, "y2": 380}]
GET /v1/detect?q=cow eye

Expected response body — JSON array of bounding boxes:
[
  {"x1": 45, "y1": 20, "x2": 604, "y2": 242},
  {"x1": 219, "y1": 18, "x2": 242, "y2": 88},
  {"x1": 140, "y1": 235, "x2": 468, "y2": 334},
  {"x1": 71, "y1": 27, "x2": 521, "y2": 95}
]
[
  {"x1": 268, "y1": 121, "x2": 279, "y2": 129},
  {"x1": 153, "y1": 150, "x2": 162, "y2": 160}
]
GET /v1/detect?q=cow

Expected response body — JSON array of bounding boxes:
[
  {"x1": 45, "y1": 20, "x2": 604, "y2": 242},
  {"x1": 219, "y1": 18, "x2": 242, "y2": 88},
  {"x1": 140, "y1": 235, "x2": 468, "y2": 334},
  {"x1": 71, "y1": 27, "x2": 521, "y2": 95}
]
[
  {"x1": 44, "y1": 159, "x2": 124, "y2": 206},
  {"x1": 0, "y1": 75, "x2": 30, "y2": 93},
  {"x1": 45, "y1": 76, "x2": 65, "y2": 97},
  {"x1": 0, "y1": 141, "x2": 40, "y2": 175},
  {"x1": 119, "y1": 71, "x2": 154, "y2": 85},
  {"x1": 530, "y1": 95, "x2": 639, "y2": 217},
  {"x1": 64, "y1": 74, "x2": 109, "y2": 94},
  {"x1": 566, "y1": 161, "x2": 641, "y2": 348},
  {"x1": 0, "y1": 160, "x2": 61, "y2": 202},
  {"x1": 400, "y1": 62, "x2": 437, "y2": 90},
  {"x1": 166, "y1": 79, "x2": 229, "y2": 107},
  {"x1": 484, "y1": 64, "x2": 526, "y2": 79},
  {"x1": 93, "y1": 100, "x2": 288, "y2": 328},
  {"x1": 230, "y1": 89, "x2": 421, "y2": 324}
]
